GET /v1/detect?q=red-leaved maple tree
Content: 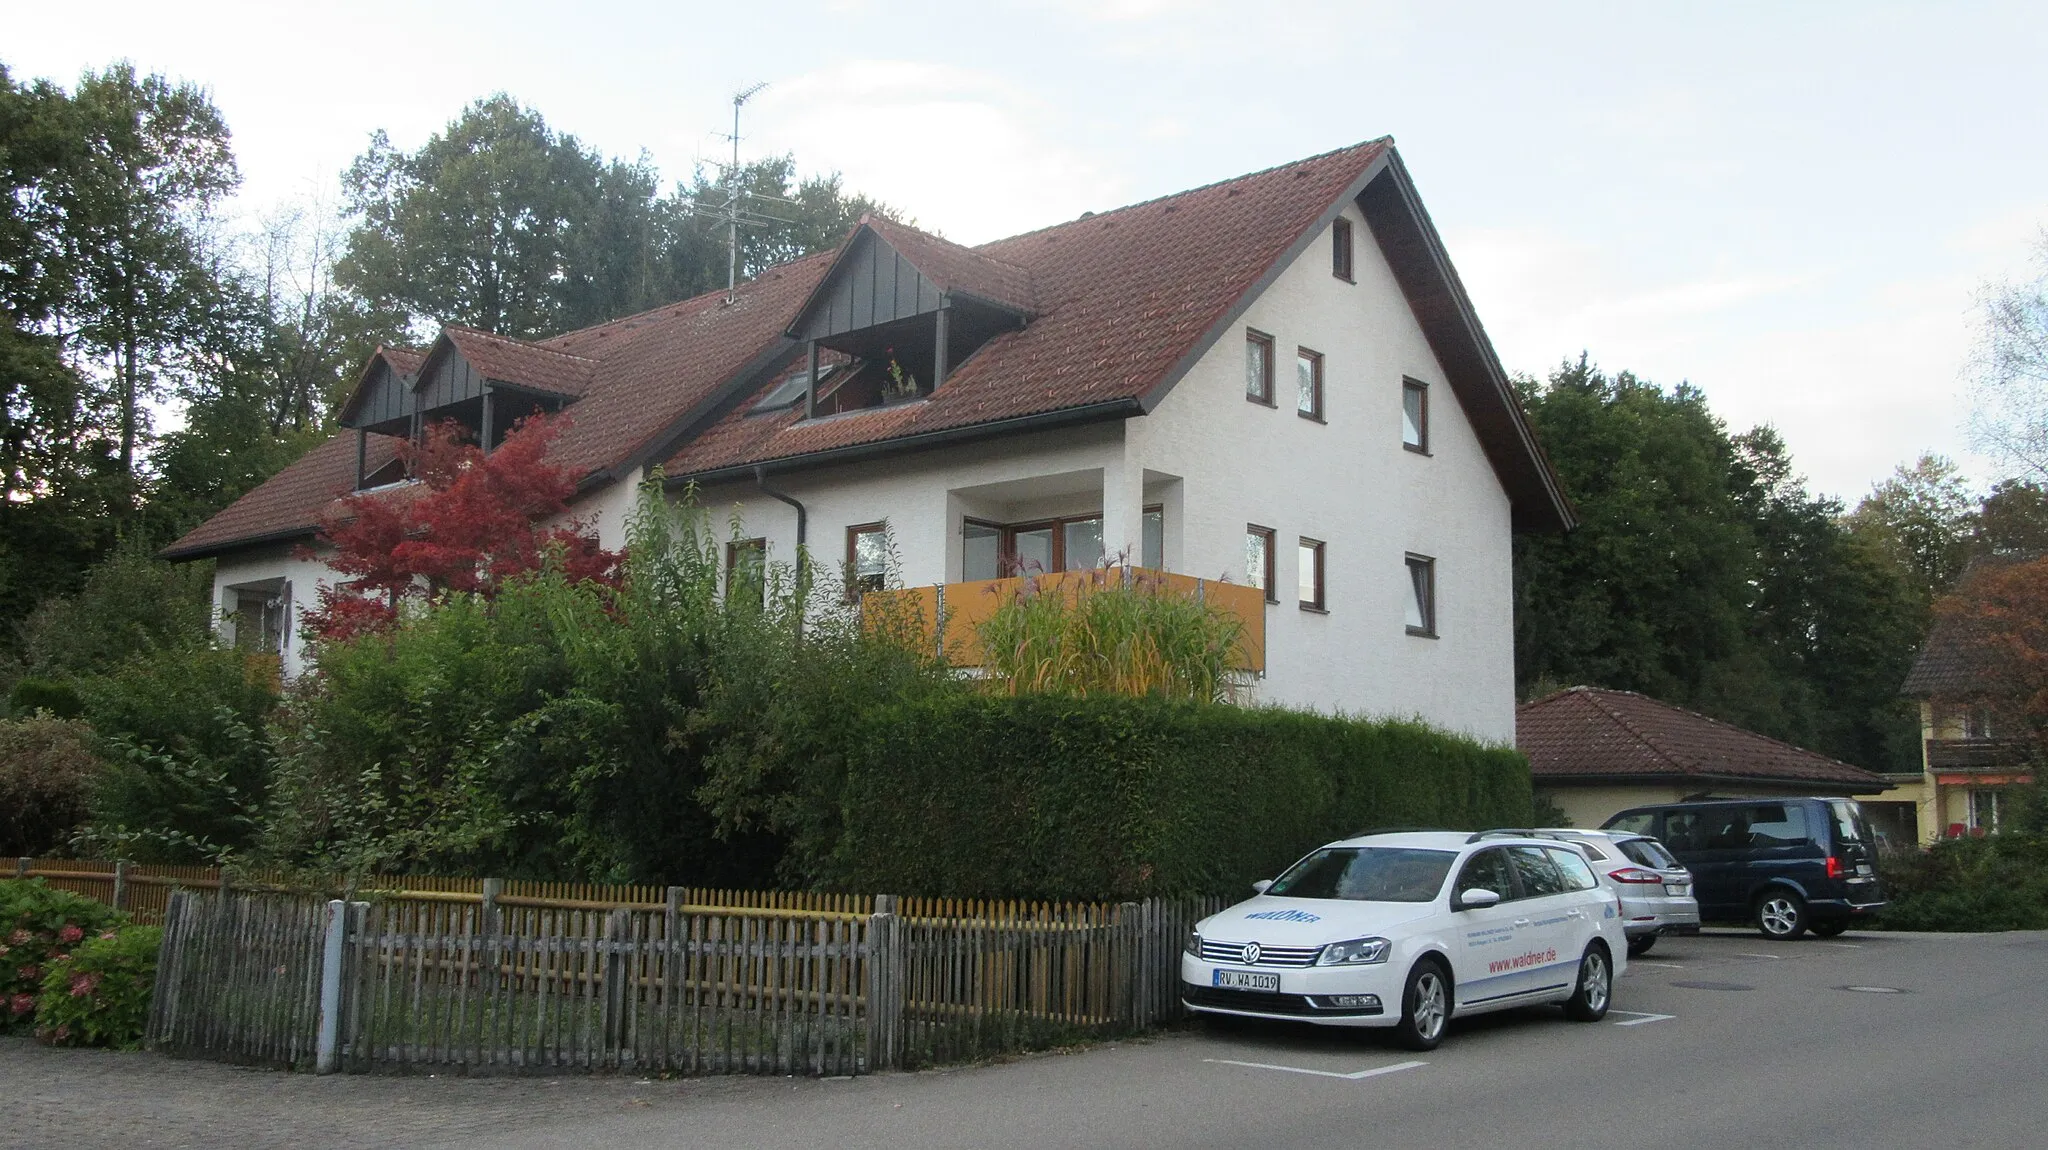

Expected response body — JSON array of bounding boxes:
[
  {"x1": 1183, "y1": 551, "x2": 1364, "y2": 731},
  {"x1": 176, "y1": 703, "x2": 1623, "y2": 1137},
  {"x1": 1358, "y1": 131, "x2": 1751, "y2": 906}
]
[{"x1": 301, "y1": 413, "x2": 621, "y2": 642}]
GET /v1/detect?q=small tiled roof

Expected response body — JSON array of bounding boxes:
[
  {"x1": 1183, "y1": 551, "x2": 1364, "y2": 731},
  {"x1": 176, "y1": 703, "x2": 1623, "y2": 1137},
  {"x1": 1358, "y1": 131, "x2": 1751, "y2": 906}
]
[
  {"x1": 857, "y1": 214, "x2": 1037, "y2": 313},
  {"x1": 1518, "y1": 686, "x2": 1888, "y2": 792},
  {"x1": 160, "y1": 433, "x2": 404, "y2": 560},
  {"x1": 1899, "y1": 555, "x2": 2033, "y2": 698},
  {"x1": 440, "y1": 327, "x2": 597, "y2": 398},
  {"x1": 378, "y1": 345, "x2": 425, "y2": 376}
]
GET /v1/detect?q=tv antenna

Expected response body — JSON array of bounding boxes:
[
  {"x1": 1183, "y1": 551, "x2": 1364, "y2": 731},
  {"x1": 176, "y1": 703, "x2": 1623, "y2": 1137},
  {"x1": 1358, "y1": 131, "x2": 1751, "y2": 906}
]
[{"x1": 706, "y1": 81, "x2": 793, "y2": 304}]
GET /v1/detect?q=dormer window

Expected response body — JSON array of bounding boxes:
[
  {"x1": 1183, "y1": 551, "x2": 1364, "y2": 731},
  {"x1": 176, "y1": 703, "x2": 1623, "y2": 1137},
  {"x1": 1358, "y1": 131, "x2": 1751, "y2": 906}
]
[{"x1": 787, "y1": 217, "x2": 1034, "y2": 419}]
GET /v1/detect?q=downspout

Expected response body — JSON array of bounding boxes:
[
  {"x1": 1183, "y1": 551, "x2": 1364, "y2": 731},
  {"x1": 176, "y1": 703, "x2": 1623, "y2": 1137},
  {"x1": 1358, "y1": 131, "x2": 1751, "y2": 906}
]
[{"x1": 754, "y1": 465, "x2": 808, "y2": 576}]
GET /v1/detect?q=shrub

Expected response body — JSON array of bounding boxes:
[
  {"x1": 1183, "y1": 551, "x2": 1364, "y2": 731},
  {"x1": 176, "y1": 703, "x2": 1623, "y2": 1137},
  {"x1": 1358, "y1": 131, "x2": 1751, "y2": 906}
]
[
  {"x1": 74, "y1": 644, "x2": 281, "y2": 862},
  {"x1": 829, "y1": 694, "x2": 1533, "y2": 900},
  {"x1": 8, "y1": 677, "x2": 83, "y2": 719},
  {"x1": 976, "y1": 568, "x2": 1251, "y2": 702},
  {"x1": 1877, "y1": 835, "x2": 2048, "y2": 931},
  {"x1": 0, "y1": 879, "x2": 125, "y2": 1033},
  {"x1": 0, "y1": 717, "x2": 104, "y2": 856},
  {"x1": 35, "y1": 925, "x2": 162, "y2": 1049},
  {"x1": 14, "y1": 539, "x2": 214, "y2": 682}
]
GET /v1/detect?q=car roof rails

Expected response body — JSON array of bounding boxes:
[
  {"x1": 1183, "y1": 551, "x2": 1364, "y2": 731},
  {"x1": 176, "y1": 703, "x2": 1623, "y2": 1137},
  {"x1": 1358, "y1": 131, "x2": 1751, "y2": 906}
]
[
  {"x1": 1348, "y1": 825, "x2": 1453, "y2": 839},
  {"x1": 1465, "y1": 828, "x2": 1577, "y2": 845}
]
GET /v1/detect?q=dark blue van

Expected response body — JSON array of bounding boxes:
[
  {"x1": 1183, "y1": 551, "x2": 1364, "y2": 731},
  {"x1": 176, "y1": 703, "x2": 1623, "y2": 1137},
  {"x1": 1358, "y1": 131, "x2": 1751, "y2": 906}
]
[{"x1": 1600, "y1": 798, "x2": 1885, "y2": 939}]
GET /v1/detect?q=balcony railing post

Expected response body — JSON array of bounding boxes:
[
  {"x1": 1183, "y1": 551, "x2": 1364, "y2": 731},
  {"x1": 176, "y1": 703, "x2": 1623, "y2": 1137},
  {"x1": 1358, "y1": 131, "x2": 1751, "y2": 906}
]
[{"x1": 934, "y1": 581, "x2": 945, "y2": 661}]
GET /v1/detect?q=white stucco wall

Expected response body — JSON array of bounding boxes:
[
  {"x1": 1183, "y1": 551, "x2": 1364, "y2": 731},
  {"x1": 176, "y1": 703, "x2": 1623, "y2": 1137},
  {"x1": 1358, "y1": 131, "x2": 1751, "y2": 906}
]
[
  {"x1": 1128, "y1": 202, "x2": 1518, "y2": 743},
  {"x1": 210, "y1": 544, "x2": 344, "y2": 679}
]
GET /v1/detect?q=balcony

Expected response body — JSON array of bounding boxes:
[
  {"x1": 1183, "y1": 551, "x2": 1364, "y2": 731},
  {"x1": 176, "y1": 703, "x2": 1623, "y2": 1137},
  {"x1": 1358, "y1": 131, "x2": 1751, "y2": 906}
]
[
  {"x1": 1926, "y1": 738, "x2": 2035, "y2": 786},
  {"x1": 863, "y1": 567, "x2": 1266, "y2": 673}
]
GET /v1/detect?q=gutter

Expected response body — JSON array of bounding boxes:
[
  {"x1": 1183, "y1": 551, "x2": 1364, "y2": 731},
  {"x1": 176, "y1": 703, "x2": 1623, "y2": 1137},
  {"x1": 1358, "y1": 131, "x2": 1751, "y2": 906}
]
[
  {"x1": 668, "y1": 398, "x2": 1142, "y2": 488},
  {"x1": 754, "y1": 465, "x2": 808, "y2": 573}
]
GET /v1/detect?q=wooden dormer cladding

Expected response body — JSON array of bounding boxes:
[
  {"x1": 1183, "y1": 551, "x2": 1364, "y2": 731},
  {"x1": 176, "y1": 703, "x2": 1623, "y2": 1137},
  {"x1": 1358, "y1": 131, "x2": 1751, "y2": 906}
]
[
  {"x1": 787, "y1": 220, "x2": 1036, "y2": 418},
  {"x1": 415, "y1": 342, "x2": 487, "y2": 413},
  {"x1": 337, "y1": 351, "x2": 420, "y2": 436}
]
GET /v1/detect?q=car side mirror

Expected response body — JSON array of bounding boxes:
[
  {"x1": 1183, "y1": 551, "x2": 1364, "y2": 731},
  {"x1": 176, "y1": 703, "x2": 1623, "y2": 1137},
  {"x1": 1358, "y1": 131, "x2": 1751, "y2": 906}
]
[
  {"x1": 1251, "y1": 879, "x2": 1274, "y2": 896},
  {"x1": 1457, "y1": 888, "x2": 1501, "y2": 910}
]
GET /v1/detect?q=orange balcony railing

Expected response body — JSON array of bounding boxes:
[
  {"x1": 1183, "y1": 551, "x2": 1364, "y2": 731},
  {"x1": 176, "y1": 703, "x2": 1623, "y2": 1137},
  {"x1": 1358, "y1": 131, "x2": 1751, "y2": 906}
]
[{"x1": 862, "y1": 567, "x2": 1266, "y2": 673}]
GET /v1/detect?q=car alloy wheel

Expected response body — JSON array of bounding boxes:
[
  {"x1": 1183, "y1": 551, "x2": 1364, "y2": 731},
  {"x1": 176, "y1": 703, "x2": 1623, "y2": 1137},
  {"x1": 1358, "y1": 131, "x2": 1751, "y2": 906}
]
[
  {"x1": 1398, "y1": 960, "x2": 1449, "y2": 1051},
  {"x1": 1564, "y1": 945, "x2": 1611, "y2": 1022},
  {"x1": 1756, "y1": 891, "x2": 1807, "y2": 940}
]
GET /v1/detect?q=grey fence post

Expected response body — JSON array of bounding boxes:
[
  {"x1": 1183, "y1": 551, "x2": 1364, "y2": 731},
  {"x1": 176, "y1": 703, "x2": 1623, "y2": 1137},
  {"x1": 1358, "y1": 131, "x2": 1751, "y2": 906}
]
[
  {"x1": 601, "y1": 907, "x2": 632, "y2": 1065},
  {"x1": 315, "y1": 898, "x2": 349, "y2": 1074},
  {"x1": 480, "y1": 877, "x2": 505, "y2": 1000},
  {"x1": 865, "y1": 895, "x2": 903, "y2": 1072},
  {"x1": 111, "y1": 860, "x2": 129, "y2": 912},
  {"x1": 15, "y1": 857, "x2": 29, "y2": 879}
]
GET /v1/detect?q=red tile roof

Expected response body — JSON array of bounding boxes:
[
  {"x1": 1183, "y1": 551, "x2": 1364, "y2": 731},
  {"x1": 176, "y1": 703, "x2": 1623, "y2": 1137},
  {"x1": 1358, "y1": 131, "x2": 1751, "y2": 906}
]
[
  {"x1": 165, "y1": 137, "x2": 1573, "y2": 559},
  {"x1": 440, "y1": 327, "x2": 597, "y2": 398},
  {"x1": 161, "y1": 433, "x2": 403, "y2": 559},
  {"x1": 1517, "y1": 687, "x2": 1889, "y2": 791},
  {"x1": 667, "y1": 140, "x2": 1394, "y2": 477},
  {"x1": 1899, "y1": 555, "x2": 2036, "y2": 698}
]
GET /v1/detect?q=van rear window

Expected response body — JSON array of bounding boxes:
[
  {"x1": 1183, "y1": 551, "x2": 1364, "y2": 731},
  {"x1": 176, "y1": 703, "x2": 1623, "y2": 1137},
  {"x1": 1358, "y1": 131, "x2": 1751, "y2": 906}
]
[{"x1": 1829, "y1": 801, "x2": 1868, "y2": 844}]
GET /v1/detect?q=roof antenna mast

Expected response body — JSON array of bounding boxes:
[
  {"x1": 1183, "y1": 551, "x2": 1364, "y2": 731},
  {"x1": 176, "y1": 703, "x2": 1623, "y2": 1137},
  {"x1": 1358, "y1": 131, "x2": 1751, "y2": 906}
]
[{"x1": 724, "y1": 81, "x2": 769, "y2": 304}]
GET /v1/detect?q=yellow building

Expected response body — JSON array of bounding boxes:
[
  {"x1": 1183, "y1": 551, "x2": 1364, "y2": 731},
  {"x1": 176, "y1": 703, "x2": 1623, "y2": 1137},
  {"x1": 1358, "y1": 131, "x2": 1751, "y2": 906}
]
[{"x1": 1899, "y1": 568, "x2": 2033, "y2": 842}]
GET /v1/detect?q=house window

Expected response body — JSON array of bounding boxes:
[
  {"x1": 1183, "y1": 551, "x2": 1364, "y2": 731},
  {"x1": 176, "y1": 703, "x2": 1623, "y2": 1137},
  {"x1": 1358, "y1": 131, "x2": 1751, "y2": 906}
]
[
  {"x1": 1246, "y1": 330, "x2": 1275, "y2": 405},
  {"x1": 1405, "y1": 553, "x2": 1436, "y2": 636},
  {"x1": 847, "y1": 522, "x2": 889, "y2": 599},
  {"x1": 726, "y1": 538, "x2": 767, "y2": 607},
  {"x1": 1246, "y1": 525, "x2": 1276, "y2": 603},
  {"x1": 962, "y1": 508, "x2": 1160, "y2": 579},
  {"x1": 1332, "y1": 218, "x2": 1354, "y2": 282},
  {"x1": 1298, "y1": 538, "x2": 1326, "y2": 611},
  {"x1": 232, "y1": 589, "x2": 288, "y2": 655},
  {"x1": 1402, "y1": 379, "x2": 1429, "y2": 453},
  {"x1": 1962, "y1": 705, "x2": 1995, "y2": 739},
  {"x1": 1297, "y1": 348, "x2": 1324, "y2": 421},
  {"x1": 1970, "y1": 788, "x2": 2003, "y2": 834}
]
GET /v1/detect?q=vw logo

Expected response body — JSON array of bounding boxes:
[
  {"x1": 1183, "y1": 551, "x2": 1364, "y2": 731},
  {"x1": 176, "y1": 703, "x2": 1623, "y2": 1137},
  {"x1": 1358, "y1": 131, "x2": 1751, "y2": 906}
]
[{"x1": 1242, "y1": 942, "x2": 1261, "y2": 965}]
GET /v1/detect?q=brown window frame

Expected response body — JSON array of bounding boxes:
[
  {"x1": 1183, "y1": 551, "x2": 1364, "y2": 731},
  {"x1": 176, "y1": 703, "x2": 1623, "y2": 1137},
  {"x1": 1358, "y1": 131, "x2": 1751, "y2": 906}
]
[
  {"x1": 1298, "y1": 537, "x2": 1327, "y2": 612},
  {"x1": 962, "y1": 505, "x2": 1166, "y2": 579},
  {"x1": 1405, "y1": 552, "x2": 1437, "y2": 637},
  {"x1": 1402, "y1": 378, "x2": 1430, "y2": 454},
  {"x1": 845, "y1": 522, "x2": 889, "y2": 602},
  {"x1": 1297, "y1": 347, "x2": 1325, "y2": 422},
  {"x1": 1332, "y1": 217, "x2": 1354, "y2": 282},
  {"x1": 725, "y1": 537, "x2": 767, "y2": 607},
  {"x1": 1246, "y1": 329, "x2": 1276, "y2": 407},
  {"x1": 1247, "y1": 524, "x2": 1277, "y2": 604}
]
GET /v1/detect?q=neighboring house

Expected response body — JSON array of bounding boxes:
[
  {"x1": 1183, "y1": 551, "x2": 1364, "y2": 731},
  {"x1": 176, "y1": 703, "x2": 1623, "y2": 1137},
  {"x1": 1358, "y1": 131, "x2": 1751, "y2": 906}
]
[
  {"x1": 161, "y1": 138, "x2": 1574, "y2": 745},
  {"x1": 1899, "y1": 558, "x2": 2036, "y2": 841},
  {"x1": 1518, "y1": 687, "x2": 1894, "y2": 837}
]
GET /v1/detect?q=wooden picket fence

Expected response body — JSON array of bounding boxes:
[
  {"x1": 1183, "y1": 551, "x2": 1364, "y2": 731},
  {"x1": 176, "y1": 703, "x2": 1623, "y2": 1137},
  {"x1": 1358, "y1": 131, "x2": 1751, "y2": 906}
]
[{"x1": 7, "y1": 859, "x2": 1231, "y2": 1077}]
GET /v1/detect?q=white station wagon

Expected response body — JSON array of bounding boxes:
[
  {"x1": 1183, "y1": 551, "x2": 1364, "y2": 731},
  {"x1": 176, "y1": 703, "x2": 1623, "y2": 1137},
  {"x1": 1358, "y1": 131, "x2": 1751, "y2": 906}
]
[{"x1": 1181, "y1": 831, "x2": 1628, "y2": 1049}]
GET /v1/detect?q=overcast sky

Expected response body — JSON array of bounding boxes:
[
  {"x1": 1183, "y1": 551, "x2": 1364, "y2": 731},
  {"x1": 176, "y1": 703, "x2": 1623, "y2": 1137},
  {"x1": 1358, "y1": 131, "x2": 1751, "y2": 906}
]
[{"x1": 12, "y1": 0, "x2": 2046, "y2": 503}]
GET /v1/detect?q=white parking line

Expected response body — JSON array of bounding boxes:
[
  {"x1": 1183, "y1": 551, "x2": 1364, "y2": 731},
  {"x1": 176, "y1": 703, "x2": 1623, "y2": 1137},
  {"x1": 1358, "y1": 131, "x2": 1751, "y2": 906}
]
[
  {"x1": 1204, "y1": 1058, "x2": 1428, "y2": 1081},
  {"x1": 1608, "y1": 1010, "x2": 1676, "y2": 1027},
  {"x1": 1631, "y1": 961, "x2": 1686, "y2": 969},
  {"x1": 1736, "y1": 953, "x2": 1783, "y2": 960},
  {"x1": 1825, "y1": 942, "x2": 1865, "y2": 949}
]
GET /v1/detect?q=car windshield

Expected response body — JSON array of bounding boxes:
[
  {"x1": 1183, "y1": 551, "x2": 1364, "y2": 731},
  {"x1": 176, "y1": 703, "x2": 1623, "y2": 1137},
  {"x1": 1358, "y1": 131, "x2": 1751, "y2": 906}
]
[{"x1": 1266, "y1": 847, "x2": 1458, "y2": 903}]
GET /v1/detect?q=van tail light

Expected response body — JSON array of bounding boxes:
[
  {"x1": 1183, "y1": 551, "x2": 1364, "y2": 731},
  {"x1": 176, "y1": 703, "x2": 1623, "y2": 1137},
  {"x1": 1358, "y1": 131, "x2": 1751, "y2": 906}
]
[
  {"x1": 1607, "y1": 867, "x2": 1665, "y2": 885},
  {"x1": 1825, "y1": 857, "x2": 1844, "y2": 879}
]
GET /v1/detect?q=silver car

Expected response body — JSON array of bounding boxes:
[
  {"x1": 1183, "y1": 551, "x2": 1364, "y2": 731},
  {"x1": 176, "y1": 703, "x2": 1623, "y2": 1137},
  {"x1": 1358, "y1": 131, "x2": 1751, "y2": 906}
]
[{"x1": 1537, "y1": 829, "x2": 1700, "y2": 956}]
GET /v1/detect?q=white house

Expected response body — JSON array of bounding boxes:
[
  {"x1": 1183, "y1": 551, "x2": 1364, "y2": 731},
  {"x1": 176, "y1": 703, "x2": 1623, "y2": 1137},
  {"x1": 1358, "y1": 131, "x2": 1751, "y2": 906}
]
[{"x1": 163, "y1": 138, "x2": 1574, "y2": 745}]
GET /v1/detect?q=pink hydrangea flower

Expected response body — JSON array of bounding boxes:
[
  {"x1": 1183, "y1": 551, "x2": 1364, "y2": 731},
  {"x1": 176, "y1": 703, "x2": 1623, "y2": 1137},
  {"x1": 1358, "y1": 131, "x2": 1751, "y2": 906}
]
[
  {"x1": 18, "y1": 965, "x2": 38, "y2": 982},
  {"x1": 69, "y1": 972, "x2": 98, "y2": 998},
  {"x1": 56, "y1": 924, "x2": 84, "y2": 944},
  {"x1": 8, "y1": 993, "x2": 31, "y2": 1016},
  {"x1": 6, "y1": 929, "x2": 28, "y2": 945},
  {"x1": 98, "y1": 931, "x2": 117, "y2": 941}
]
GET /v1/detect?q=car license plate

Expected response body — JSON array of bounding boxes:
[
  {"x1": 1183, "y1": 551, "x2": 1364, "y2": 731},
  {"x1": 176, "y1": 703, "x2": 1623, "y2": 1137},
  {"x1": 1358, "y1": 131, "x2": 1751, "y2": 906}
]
[
  {"x1": 1213, "y1": 969, "x2": 1280, "y2": 992},
  {"x1": 1857, "y1": 864, "x2": 1873, "y2": 876},
  {"x1": 1665, "y1": 883, "x2": 1688, "y2": 896}
]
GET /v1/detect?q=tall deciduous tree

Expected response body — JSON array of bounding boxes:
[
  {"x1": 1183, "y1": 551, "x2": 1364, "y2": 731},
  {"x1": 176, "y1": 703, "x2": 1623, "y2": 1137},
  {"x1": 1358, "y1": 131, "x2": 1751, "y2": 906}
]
[
  {"x1": 1846, "y1": 453, "x2": 1977, "y2": 602},
  {"x1": 1970, "y1": 231, "x2": 2048, "y2": 484}
]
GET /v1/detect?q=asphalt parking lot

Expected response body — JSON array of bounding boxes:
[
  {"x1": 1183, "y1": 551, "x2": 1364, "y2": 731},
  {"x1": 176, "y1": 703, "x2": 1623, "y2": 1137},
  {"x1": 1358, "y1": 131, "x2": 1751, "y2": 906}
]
[{"x1": 6, "y1": 929, "x2": 2046, "y2": 1149}]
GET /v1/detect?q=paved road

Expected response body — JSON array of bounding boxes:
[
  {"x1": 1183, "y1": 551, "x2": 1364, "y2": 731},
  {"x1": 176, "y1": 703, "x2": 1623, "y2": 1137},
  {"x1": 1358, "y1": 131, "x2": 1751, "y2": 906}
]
[{"x1": 5, "y1": 930, "x2": 2044, "y2": 1149}]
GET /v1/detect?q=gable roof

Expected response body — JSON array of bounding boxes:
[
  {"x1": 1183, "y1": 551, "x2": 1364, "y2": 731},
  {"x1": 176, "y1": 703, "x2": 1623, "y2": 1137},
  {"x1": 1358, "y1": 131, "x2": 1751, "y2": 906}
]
[
  {"x1": 437, "y1": 326, "x2": 598, "y2": 399},
  {"x1": 1518, "y1": 686, "x2": 1890, "y2": 792},
  {"x1": 1899, "y1": 554, "x2": 2036, "y2": 698},
  {"x1": 165, "y1": 138, "x2": 1574, "y2": 561}
]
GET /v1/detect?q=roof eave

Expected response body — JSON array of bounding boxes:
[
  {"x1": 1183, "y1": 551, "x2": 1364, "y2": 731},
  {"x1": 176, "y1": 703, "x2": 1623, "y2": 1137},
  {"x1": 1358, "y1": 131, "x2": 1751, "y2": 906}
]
[
  {"x1": 1530, "y1": 771, "x2": 1892, "y2": 795},
  {"x1": 668, "y1": 398, "x2": 1143, "y2": 488},
  {"x1": 159, "y1": 524, "x2": 322, "y2": 563}
]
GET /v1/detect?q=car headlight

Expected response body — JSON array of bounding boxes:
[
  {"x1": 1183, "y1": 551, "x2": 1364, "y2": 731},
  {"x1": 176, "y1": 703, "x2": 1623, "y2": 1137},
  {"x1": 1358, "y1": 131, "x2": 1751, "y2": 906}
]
[
  {"x1": 1185, "y1": 930, "x2": 1202, "y2": 956},
  {"x1": 1317, "y1": 937, "x2": 1391, "y2": 966}
]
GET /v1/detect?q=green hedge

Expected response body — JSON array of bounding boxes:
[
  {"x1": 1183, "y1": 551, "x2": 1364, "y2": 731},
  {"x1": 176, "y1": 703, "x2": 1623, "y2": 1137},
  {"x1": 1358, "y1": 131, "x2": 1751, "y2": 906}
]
[
  {"x1": 833, "y1": 695, "x2": 1532, "y2": 900},
  {"x1": 1876, "y1": 835, "x2": 2048, "y2": 932}
]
